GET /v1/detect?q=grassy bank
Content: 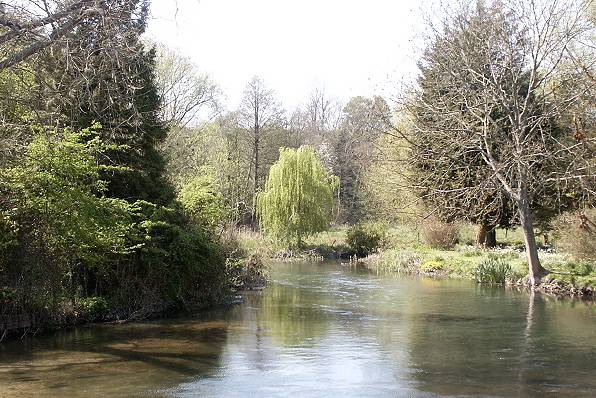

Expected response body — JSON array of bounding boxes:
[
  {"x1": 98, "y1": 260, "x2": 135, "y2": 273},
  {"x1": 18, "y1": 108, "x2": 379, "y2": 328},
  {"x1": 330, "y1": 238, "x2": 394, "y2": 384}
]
[
  {"x1": 238, "y1": 225, "x2": 594, "y2": 298},
  {"x1": 366, "y1": 225, "x2": 594, "y2": 297},
  {"x1": 236, "y1": 227, "x2": 351, "y2": 261}
]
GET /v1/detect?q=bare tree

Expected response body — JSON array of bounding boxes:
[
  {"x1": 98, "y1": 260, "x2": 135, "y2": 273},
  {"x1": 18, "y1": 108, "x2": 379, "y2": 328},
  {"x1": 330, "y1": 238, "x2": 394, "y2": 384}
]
[
  {"x1": 407, "y1": 0, "x2": 595, "y2": 284},
  {"x1": 305, "y1": 87, "x2": 342, "y2": 136},
  {"x1": 154, "y1": 44, "x2": 221, "y2": 128},
  {"x1": 238, "y1": 76, "x2": 285, "y2": 226}
]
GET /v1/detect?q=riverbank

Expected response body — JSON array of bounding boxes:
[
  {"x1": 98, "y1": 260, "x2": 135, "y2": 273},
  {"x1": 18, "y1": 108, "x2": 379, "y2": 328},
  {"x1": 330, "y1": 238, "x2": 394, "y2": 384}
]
[
  {"x1": 236, "y1": 228, "x2": 351, "y2": 262},
  {"x1": 0, "y1": 254, "x2": 268, "y2": 343},
  {"x1": 362, "y1": 245, "x2": 594, "y2": 298},
  {"x1": 237, "y1": 225, "x2": 595, "y2": 299}
]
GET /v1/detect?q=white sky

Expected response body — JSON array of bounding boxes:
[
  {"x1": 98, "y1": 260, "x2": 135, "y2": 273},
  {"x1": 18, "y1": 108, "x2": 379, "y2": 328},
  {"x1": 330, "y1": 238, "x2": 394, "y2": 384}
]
[{"x1": 146, "y1": 0, "x2": 433, "y2": 110}]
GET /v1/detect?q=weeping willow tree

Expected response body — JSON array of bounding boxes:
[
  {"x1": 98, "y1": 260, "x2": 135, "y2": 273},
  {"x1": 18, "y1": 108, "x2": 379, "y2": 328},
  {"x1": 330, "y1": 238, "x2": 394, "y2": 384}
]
[{"x1": 257, "y1": 146, "x2": 339, "y2": 247}]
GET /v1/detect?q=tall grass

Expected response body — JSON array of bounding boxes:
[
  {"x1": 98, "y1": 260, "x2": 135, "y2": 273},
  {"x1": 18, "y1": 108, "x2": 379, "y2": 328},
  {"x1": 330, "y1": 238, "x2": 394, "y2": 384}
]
[{"x1": 474, "y1": 257, "x2": 512, "y2": 284}]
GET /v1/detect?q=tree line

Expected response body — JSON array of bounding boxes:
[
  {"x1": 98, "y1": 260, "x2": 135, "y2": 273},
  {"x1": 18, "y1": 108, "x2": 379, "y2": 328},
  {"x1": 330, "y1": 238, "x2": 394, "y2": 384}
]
[
  {"x1": 0, "y1": 0, "x2": 245, "y2": 327},
  {"x1": 153, "y1": 0, "x2": 595, "y2": 285},
  {"x1": 0, "y1": 0, "x2": 594, "y2": 330},
  {"x1": 159, "y1": 73, "x2": 391, "y2": 228},
  {"x1": 396, "y1": 0, "x2": 595, "y2": 283}
]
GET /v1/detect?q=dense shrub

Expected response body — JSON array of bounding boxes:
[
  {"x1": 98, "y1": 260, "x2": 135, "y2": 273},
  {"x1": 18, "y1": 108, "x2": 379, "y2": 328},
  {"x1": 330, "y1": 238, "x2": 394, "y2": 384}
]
[
  {"x1": 80, "y1": 296, "x2": 109, "y2": 317},
  {"x1": 119, "y1": 202, "x2": 230, "y2": 309},
  {"x1": 552, "y1": 209, "x2": 596, "y2": 261},
  {"x1": 421, "y1": 217, "x2": 460, "y2": 249},
  {"x1": 474, "y1": 257, "x2": 512, "y2": 284},
  {"x1": 346, "y1": 222, "x2": 387, "y2": 256},
  {"x1": 178, "y1": 174, "x2": 227, "y2": 230},
  {"x1": 0, "y1": 130, "x2": 236, "y2": 323},
  {"x1": 219, "y1": 228, "x2": 268, "y2": 290}
]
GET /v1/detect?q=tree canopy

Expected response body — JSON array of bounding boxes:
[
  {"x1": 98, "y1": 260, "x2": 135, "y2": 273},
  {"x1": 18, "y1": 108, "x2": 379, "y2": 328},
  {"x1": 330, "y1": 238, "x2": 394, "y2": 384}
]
[
  {"x1": 257, "y1": 146, "x2": 338, "y2": 246},
  {"x1": 405, "y1": 0, "x2": 595, "y2": 283}
]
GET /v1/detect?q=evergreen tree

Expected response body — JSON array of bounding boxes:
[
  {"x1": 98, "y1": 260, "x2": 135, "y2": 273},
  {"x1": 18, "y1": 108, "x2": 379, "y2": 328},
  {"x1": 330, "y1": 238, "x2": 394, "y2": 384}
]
[{"x1": 45, "y1": 0, "x2": 172, "y2": 203}]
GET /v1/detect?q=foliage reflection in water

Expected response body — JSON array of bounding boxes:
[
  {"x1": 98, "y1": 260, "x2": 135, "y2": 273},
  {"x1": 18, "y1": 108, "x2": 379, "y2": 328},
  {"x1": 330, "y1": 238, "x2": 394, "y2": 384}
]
[{"x1": 0, "y1": 261, "x2": 594, "y2": 397}]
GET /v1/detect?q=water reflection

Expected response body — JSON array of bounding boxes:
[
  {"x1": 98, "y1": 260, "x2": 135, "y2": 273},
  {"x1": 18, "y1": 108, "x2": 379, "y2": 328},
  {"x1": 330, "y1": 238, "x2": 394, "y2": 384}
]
[
  {"x1": 406, "y1": 284, "x2": 595, "y2": 397},
  {"x1": 0, "y1": 318, "x2": 229, "y2": 397},
  {"x1": 0, "y1": 261, "x2": 594, "y2": 398}
]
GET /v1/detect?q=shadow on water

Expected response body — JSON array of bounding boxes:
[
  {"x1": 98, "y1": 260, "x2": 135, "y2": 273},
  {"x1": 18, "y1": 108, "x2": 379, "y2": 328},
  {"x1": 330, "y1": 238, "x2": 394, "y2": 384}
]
[{"x1": 0, "y1": 315, "x2": 230, "y2": 397}]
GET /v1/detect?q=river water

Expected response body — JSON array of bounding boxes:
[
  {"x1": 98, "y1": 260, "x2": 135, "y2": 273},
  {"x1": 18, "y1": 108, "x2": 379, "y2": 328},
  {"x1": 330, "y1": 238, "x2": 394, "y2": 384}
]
[{"x1": 0, "y1": 261, "x2": 594, "y2": 397}]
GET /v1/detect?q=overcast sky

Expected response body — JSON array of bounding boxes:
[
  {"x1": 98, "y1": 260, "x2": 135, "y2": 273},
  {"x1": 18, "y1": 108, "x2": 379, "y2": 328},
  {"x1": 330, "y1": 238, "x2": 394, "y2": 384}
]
[{"x1": 146, "y1": 0, "x2": 433, "y2": 110}]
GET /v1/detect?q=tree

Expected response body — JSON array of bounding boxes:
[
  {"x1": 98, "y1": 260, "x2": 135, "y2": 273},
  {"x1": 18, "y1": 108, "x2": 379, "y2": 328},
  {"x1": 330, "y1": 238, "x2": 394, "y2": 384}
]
[
  {"x1": 305, "y1": 88, "x2": 342, "y2": 139},
  {"x1": 257, "y1": 146, "x2": 338, "y2": 247},
  {"x1": 1, "y1": 1, "x2": 154, "y2": 170},
  {"x1": 1, "y1": 0, "x2": 238, "y2": 320},
  {"x1": 332, "y1": 96, "x2": 391, "y2": 222},
  {"x1": 0, "y1": 127, "x2": 136, "y2": 307},
  {"x1": 238, "y1": 76, "x2": 286, "y2": 226},
  {"x1": 406, "y1": 0, "x2": 595, "y2": 284},
  {"x1": 154, "y1": 44, "x2": 220, "y2": 128},
  {"x1": 0, "y1": 66, "x2": 38, "y2": 165},
  {"x1": 178, "y1": 173, "x2": 226, "y2": 230},
  {"x1": 0, "y1": 1, "x2": 145, "y2": 71},
  {"x1": 37, "y1": 1, "x2": 175, "y2": 204},
  {"x1": 360, "y1": 119, "x2": 422, "y2": 225}
]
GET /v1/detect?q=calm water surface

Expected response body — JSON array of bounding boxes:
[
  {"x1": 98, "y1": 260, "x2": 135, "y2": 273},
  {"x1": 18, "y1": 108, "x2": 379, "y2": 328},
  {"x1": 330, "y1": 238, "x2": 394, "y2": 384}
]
[{"x1": 0, "y1": 261, "x2": 594, "y2": 397}]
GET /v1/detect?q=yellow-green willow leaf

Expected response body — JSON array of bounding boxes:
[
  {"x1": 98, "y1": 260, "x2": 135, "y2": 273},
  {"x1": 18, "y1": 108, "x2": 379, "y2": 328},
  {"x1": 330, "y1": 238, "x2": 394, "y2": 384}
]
[{"x1": 257, "y1": 146, "x2": 339, "y2": 247}]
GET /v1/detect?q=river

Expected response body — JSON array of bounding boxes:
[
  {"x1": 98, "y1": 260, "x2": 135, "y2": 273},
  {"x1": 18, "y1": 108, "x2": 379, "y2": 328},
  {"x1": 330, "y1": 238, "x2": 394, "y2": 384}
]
[{"x1": 0, "y1": 261, "x2": 594, "y2": 397}]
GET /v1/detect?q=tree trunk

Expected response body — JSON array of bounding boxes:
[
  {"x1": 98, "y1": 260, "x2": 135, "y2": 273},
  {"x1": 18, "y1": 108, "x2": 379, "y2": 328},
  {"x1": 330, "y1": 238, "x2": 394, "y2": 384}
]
[
  {"x1": 251, "y1": 125, "x2": 260, "y2": 230},
  {"x1": 486, "y1": 228, "x2": 497, "y2": 248},
  {"x1": 476, "y1": 224, "x2": 488, "y2": 246},
  {"x1": 476, "y1": 224, "x2": 497, "y2": 248},
  {"x1": 517, "y1": 188, "x2": 548, "y2": 285}
]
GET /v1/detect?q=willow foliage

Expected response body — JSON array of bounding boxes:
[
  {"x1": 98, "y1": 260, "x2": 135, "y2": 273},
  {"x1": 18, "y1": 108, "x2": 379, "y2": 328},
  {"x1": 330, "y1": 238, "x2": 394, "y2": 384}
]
[{"x1": 257, "y1": 146, "x2": 338, "y2": 246}]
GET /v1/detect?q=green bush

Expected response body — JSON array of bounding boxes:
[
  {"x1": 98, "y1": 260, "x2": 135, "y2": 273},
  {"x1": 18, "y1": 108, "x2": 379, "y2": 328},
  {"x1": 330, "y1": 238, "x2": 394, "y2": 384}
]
[
  {"x1": 80, "y1": 296, "x2": 109, "y2": 317},
  {"x1": 474, "y1": 257, "x2": 512, "y2": 284},
  {"x1": 226, "y1": 254, "x2": 269, "y2": 290},
  {"x1": 346, "y1": 223, "x2": 387, "y2": 256},
  {"x1": 178, "y1": 174, "x2": 227, "y2": 230},
  {"x1": 1, "y1": 129, "x2": 236, "y2": 318},
  {"x1": 219, "y1": 228, "x2": 269, "y2": 290},
  {"x1": 0, "y1": 287, "x2": 16, "y2": 305},
  {"x1": 0, "y1": 212, "x2": 18, "y2": 252},
  {"x1": 125, "y1": 202, "x2": 230, "y2": 309}
]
